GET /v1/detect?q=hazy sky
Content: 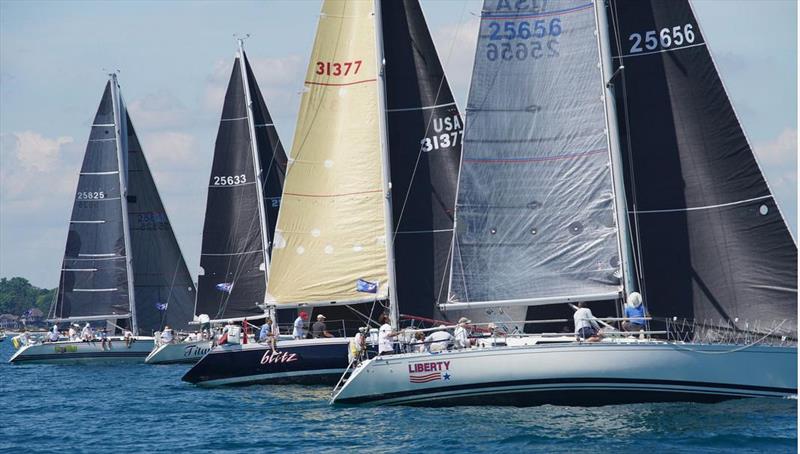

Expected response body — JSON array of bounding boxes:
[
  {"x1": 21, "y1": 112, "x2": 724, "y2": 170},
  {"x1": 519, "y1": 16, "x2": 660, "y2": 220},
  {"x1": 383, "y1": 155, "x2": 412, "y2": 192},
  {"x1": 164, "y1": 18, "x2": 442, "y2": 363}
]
[{"x1": 1, "y1": 0, "x2": 796, "y2": 288}]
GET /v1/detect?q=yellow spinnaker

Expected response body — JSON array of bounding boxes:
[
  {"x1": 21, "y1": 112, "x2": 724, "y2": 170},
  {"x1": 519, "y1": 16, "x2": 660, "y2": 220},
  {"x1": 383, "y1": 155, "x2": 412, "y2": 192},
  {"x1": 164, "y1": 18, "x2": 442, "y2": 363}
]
[{"x1": 267, "y1": 0, "x2": 388, "y2": 305}]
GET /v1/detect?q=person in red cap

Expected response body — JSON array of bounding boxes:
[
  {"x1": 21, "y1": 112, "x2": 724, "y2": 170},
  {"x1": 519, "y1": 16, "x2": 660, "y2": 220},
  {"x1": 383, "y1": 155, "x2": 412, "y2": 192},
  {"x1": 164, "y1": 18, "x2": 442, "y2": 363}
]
[{"x1": 293, "y1": 311, "x2": 308, "y2": 340}]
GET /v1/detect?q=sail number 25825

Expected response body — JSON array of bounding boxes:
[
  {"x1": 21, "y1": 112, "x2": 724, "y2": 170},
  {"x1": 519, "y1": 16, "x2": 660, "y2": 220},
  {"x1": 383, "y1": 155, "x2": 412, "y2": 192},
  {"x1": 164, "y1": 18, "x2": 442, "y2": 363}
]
[
  {"x1": 629, "y1": 24, "x2": 695, "y2": 54},
  {"x1": 315, "y1": 60, "x2": 362, "y2": 77}
]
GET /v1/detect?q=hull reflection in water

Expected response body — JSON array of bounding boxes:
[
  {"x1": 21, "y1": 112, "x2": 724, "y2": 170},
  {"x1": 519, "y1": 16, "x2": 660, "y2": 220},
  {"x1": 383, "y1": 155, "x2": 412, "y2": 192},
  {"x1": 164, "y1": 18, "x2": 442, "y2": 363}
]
[{"x1": 182, "y1": 338, "x2": 352, "y2": 387}]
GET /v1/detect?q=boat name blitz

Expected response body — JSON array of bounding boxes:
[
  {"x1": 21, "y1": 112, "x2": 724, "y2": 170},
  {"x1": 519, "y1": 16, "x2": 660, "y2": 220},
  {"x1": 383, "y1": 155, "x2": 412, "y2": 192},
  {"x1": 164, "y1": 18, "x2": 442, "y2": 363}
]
[
  {"x1": 408, "y1": 360, "x2": 451, "y2": 373},
  {"x1": 260, "y1": 349, "x2": 298, "y2": 365}
]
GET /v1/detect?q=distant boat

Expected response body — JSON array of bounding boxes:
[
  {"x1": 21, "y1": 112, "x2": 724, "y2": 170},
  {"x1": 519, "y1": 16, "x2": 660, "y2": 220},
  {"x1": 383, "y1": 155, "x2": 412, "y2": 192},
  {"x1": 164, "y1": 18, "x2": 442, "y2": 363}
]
[
  {"x1": 146, "y1": 40, "x2": 287, "y2": 365},
  {"x1": 10, "y1": 74, "x2": 196, "y2": 364},
  {"x1": 331, "y1": 0, "x2": 797, "y2": 406},
  {"x1": 182, "y1": 0, "x2": 462, "y2": 386}
]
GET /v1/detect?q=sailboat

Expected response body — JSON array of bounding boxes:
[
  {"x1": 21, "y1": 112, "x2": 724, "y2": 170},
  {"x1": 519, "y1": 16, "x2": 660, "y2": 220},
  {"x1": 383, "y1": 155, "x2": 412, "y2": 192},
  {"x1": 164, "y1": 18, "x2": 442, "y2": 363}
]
[
  {"x1": 181, "y1": 0, "x2": 462, "y2": 386},
  {"x1": 331, "y1": 0, "x2": 797, "y2": 405},
  {"x1": 146, "y1": 41, "x2": 287, "y2": 365},
  {"x1": 10, "y1": 74, "x2": 196, "y2": 364}
]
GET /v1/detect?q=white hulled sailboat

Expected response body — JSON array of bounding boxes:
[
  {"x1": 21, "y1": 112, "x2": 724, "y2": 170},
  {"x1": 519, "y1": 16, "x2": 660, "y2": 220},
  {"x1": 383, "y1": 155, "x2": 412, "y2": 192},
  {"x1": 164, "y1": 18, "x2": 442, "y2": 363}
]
[
  {"x1": 331, "y1": 0, "x2": 797, "y2": 405},
  {"x1": 11, "y1": 74, "x2": 196, "y2": 363}
]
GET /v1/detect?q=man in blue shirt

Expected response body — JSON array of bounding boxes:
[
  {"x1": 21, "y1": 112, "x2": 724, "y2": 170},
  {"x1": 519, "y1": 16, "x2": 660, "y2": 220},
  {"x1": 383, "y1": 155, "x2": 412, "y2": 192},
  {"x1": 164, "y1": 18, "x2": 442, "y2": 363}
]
[{"x1": 622, "y1": 292, "x2": 647, "y2": 332}]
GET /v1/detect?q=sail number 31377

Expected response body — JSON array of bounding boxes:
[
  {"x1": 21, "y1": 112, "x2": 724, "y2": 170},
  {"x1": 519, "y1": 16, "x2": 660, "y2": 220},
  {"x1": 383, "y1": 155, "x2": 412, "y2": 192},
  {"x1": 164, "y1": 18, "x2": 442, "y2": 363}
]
[
  {"x1": 629, "y1": 24, "x2": 695, "y2": 54},
  {"x1": 315, "y1": 60, "x2": 362, "y2": 76}
]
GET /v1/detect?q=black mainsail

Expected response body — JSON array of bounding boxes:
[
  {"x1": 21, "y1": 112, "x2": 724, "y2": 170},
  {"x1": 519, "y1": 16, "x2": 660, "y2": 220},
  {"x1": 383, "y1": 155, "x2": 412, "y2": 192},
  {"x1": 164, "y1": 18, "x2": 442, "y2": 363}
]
[
  {"x1": 381, "y1": 0, "x2": 462, "y2": 321},
  {"x1": 52, "y1": 81, "x2": 132, "y2": 324},
  {"x1": 607, "y1": 0, "x2": 797, "y2": 337},
  {"x1": 51, "y1": 75, "x2": 196, "y2": 335},
  {"x1": 195, "y1": 48, "x2": 286, "y2": 321}
]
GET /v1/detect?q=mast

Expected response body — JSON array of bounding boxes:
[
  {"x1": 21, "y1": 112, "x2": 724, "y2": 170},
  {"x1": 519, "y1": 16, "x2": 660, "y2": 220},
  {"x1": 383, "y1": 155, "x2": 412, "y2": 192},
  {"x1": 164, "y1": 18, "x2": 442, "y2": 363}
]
[
  {"x1": 109, "y1": 73, "x2": 138, "y2": 334},
  {"x1": 594, "y1": 0, "x2": 636, "y2": 299},
  {"x1": 374, "y1": 0, "x2": 399, "y2": 330},
  {"x1": 237, "y1": 37, "x2": 271, "y2": 302}
]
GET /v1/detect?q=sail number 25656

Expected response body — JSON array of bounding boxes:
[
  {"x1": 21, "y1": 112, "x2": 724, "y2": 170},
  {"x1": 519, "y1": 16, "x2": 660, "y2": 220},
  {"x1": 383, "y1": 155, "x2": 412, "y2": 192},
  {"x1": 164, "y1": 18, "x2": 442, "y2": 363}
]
[
  {"x1": 315, "y1": 60, "x2": 362, "y2": 76},
  {"x1": 629, "y1": 24, "x2": 695, "y2": 54}
]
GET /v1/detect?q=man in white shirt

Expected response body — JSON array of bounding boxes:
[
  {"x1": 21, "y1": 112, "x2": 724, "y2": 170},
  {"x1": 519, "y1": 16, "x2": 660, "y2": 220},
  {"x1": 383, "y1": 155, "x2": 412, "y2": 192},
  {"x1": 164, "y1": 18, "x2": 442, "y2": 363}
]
[
  {"x1": 453, "y1": 317, "x2": 471, "y2": 350},
  {"x1": 574, "y1": 302, "x2": 602, "y2": 342},
  {"x1": 378, "y1": 314, "x2": 397, "y2": 356},
  {"x1": 292, "y1": 311, "x2": 308, "y2": 340},
  {"x1": 424, "y1": 325, "x2": 453, "y2": 353}
]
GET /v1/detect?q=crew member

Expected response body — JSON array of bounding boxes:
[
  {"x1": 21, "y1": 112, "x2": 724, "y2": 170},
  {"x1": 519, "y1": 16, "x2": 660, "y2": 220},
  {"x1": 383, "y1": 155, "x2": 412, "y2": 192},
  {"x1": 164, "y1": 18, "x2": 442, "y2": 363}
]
[
  {"x1": 424, "y1": 325, "x2": 453, "y2": 353},
  {"x1": 453, "y1": 317, "x2": 472, "y2": 350},
  {"x1": 292, "y1": 311, "x2": 308, "y2": 340},
  {"x1": 378, "y1": 314, "x2": 397, "y2": 356},
  {"x1": 574, "y1": 302, "x2": 602, "y2": 342},
  {"x1": 312, "y1": 314, "x2": 334, "y2": 338},
  {"x1": 622, "y1": 292, "x2": 647, "y2": 333}
]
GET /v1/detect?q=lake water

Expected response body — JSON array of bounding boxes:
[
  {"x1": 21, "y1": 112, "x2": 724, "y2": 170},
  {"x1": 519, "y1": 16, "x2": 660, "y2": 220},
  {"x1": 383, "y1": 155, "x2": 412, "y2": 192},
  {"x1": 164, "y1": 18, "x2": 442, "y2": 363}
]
[{"x1": 1, "y1": 340, "x2": 796, "y2": 453}]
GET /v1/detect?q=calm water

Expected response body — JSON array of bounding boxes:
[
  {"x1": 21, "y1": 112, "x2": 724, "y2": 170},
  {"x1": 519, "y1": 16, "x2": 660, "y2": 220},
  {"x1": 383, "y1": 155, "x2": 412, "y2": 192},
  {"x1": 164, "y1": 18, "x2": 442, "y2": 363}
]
[{"x1": 1, "y1": 340, "x2": 796, "y2": 453}]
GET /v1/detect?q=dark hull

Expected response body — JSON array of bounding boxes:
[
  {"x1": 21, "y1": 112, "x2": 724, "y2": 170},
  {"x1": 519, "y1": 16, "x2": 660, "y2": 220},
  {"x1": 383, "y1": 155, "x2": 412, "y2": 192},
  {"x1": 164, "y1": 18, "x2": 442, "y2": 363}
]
[{"x1": 182, "y1": 340, "x2": 352, "y2": 387}]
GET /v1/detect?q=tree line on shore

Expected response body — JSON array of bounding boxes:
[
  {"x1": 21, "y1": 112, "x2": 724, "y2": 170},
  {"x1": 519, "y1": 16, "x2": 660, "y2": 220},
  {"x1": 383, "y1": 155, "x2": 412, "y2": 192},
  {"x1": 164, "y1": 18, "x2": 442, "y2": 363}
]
[{"x1": 0, "y1": 277, "x2": 56, "y2": 316}]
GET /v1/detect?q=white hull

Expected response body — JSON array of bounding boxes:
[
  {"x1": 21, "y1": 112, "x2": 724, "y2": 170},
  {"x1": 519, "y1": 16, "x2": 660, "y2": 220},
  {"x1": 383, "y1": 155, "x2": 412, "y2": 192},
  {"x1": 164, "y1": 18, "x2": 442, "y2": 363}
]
[
  {"x1": 331, "y1": 341, "x2": 798, "y2": 406},
  {"x1": 145, "y1": 340, "x2": 214, "y2": 364},
  {"x1": 9, "y1": 337, "x2": 155, "y2": 364}
]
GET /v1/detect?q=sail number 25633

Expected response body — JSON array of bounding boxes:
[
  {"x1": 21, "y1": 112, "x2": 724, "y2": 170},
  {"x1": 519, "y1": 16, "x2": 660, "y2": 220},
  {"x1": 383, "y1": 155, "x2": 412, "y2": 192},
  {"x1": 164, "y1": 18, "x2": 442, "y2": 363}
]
[
  {"x1": 315, "y1": 60, "x2": 362, "y2": 76},
  {"x1": 629, "y1": 24, "x2": 695, "y2": 54},
  {"x1": 213, "y1": 175, "x2": 246, "y2": 186}
]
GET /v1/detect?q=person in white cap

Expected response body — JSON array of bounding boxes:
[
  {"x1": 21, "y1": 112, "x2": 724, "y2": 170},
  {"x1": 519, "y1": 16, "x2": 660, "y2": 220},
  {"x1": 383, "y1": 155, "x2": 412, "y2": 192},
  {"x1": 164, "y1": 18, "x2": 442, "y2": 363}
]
[
  {"x1": 453, "y1": 317, "x2": 472, "y2": 350},
  {"x1": 424, "y1": 325, "x2": 453, "y2": 353},
  {"x1": 622, "y1": 292, "x2": 647, "y2": 332},
  {"x1": 312, "y1": 314, "x2": 334, "y2": 338}
]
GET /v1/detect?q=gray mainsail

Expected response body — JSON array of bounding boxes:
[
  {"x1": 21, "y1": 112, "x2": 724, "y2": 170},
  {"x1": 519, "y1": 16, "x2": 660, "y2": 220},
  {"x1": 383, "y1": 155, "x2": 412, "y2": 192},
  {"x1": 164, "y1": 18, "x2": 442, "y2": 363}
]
[
  {"x1": 52, "y1": 81, "x2": 132, "y2": 323},
  {"x1": 448, "y1": 0, "x2": 623, "y2": 310}
]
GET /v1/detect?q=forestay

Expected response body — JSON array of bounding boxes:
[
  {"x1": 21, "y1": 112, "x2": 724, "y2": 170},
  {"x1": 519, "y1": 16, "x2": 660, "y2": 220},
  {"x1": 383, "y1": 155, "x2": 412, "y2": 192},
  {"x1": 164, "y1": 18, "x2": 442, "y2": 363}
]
[
  {"x1": 449, "y1": 0, "x2": 623, "y2": 308},
  {"x1": 266, "y1": 0, "x2": 388, "y2": 306},
  {"x1": 607, "y1": 0, "x2": 797, "y2": 337},
  {"x1": 381, "y1": 0, "x2": 462, "y2": 319}
]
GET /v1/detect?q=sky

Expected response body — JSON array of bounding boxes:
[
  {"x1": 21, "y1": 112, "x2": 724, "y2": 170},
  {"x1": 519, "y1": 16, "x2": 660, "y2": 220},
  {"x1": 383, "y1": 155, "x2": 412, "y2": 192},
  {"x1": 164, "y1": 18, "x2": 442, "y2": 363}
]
[{"x1": 0, "y1": 0, "x2": 796, "y2": 289}]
